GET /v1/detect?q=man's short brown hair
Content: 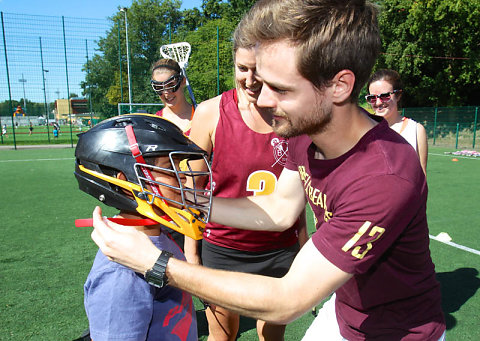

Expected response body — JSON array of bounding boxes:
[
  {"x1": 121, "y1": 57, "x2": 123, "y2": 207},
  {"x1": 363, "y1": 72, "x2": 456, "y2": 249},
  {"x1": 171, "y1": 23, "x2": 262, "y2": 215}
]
[{"x1": 244, "y1": 0, "x2": 381, "y2": 101}]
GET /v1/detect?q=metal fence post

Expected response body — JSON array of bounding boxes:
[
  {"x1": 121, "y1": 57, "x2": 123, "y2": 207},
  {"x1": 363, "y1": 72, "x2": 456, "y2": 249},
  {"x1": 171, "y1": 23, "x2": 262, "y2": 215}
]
[
  {"x1": 433, "y1": 107, "x2": 438, "y2": 145},
  {"x1": 85, "y1": 39, "x2": 94, "y2": 127},
  {"x1": 216, "y1": 25, "x2": 220, "y2": 96},
  {"x1": 62, "y1": 16, "x2": 74, "y2": 147},
  {"x1": 473, "y1": 107, "x2": 478, "y2": 149},
  {"x1": 1, "y1": 12, "x2": 17, "y2": 149},
  {"x1": 118, "y1": 20, "x2": 123, "y2": 105},
  {"x1": 39, "y1": 37, "x2": 51, "y2": 143},
  {"x1": 455, "y1": 123, "x2": 459, "y2": 150}
]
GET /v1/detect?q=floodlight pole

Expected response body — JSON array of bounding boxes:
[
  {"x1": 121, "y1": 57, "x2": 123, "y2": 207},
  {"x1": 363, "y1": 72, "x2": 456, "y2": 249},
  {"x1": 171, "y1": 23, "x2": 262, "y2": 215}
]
[
  {"x1": 120, "y1": 7, "x2": 133, "y2": 113},
  {"x1": 19, "y1": 74, "x2": 27, "y2": 114}
]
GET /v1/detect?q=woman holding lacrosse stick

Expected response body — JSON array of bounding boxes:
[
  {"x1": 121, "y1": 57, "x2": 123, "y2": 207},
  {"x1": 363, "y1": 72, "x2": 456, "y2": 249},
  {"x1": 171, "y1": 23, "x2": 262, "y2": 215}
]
[
  {"x1": 184, "y1": 14, "x2": 308, "y2": 341},
  {"x1": 366, "y1": 69, "x2": 428, "y2": 174},
  {"x1": 150, "y1": 58, "x2": 195, "y2": 250},
  {"x1": 151, "y1": 58, "x2": 194, "y2": 136}
]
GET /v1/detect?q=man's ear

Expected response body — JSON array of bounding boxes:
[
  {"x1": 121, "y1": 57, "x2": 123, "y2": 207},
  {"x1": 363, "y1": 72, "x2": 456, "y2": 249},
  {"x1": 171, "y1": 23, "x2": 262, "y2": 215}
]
[
  {"x1": 331, "y1": 69, "x2": 355, "y2": 104},
  {"x1": 117, "y1": 172, "x2": 127, "y2": 181},
  {"x1": 116, "y1": 172, "x2": 134, "y2": 197}
]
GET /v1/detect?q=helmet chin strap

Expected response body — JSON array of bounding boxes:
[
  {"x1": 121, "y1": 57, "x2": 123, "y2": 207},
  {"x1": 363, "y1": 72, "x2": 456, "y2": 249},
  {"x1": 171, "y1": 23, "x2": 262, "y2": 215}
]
[{"x1": 75, "y1": 217, "x2": 159, "y2": 228}]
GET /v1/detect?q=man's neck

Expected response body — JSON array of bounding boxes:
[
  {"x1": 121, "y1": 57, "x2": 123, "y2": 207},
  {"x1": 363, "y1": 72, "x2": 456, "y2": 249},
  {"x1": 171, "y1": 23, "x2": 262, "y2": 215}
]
[{"x1": 309, "y1": 104, "x2": 377, "y2": 160}]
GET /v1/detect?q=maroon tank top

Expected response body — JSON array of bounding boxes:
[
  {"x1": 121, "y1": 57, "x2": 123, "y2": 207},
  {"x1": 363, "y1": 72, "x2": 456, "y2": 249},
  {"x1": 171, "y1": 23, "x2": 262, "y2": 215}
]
[{"x1": 204, "y1": 88, "x2": 299, "y2": 251}]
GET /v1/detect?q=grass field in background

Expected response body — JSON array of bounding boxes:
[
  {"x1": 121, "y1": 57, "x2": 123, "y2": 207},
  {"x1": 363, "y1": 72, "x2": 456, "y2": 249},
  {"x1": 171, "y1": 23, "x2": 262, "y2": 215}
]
[
  {"x1": 0, "y1": 125, "x2": 84, "y2": 145},
  {"x1": 0, "y1": 146, "x2": 478, "y2": 340}
]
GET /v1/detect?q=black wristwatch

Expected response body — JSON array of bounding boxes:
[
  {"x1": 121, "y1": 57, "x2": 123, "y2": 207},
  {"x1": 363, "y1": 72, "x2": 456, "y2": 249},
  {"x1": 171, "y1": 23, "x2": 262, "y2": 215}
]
[{"x1": 144, "y1": 251, "x2": 173, "y2": 288}]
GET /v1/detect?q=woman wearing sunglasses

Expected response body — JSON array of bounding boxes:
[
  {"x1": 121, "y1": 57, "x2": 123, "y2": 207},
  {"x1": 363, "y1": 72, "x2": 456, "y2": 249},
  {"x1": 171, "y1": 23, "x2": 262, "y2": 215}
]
[
  {"x1": 367, "y1": 69, "x2": 428, "y2": 174},
  {"x1": 151, "y1": 58, "x2": 194, "y2": 136}
]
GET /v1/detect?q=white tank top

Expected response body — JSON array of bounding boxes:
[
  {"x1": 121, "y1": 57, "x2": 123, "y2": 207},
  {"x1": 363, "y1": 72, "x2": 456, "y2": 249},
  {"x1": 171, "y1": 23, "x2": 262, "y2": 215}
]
[{"x1": 391, "y1": 117, "x2": 418, "y2": 151}]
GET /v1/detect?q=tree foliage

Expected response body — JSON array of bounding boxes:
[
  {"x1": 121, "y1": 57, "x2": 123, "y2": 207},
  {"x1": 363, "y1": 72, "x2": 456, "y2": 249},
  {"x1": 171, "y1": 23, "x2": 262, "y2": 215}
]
[
  {"x1": 375, "y1": 0, "x2": 480, "y2": 107},
  {"x1": 0, "y1": 99, "x2": 53, "y2": 117},
  {"x1": 79, "y1": 0, "x2": 480, "y2": 119}
]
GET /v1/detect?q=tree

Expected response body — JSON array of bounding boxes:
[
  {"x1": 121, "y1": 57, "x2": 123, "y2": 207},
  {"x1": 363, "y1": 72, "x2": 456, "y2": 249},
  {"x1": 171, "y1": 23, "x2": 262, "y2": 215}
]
[
  {"x1": 0, "y1": 100, "x2": 51, "y2": 117},
  {"x1": 81, "y1": 0, "x2": 262, "y2": 117},
  {"x1": 82, "y1": 0, "x2": 184, "y2": 118},
  {"x1": 182, "y1": 18, "x2": 238, "y2": 101},
  {"x1": 375, "y1": 0, "x2": 480, "y2": 107},
  {"x1": 201, "y1": 0, "x2": 256, "y2": 20}
]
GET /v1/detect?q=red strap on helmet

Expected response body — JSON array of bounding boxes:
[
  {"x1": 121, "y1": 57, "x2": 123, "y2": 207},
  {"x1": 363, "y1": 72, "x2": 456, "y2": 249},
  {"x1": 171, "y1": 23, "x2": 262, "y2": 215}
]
[
  {"x1": 124, "y1": 124, "x2": 163, "y2": 198},
  {"x1": 75, "y1": 217, "x2": 160, "y2": 227}
]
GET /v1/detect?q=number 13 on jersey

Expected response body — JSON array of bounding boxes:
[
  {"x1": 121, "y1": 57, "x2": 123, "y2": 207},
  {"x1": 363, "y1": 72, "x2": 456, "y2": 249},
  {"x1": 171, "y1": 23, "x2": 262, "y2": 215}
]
[{"x1": 342, "y1": 221, "x2": 385, "y2": 260}]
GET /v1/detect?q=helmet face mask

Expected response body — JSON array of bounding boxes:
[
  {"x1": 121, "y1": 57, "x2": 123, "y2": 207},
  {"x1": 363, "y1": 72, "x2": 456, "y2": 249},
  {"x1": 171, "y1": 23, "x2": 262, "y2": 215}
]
[
  {"x1": 75, "y1": 114, "x2": 212, "y2": 239},
  {"x1": 134, "y1": 151, "x2": 212, "y2": 225}
]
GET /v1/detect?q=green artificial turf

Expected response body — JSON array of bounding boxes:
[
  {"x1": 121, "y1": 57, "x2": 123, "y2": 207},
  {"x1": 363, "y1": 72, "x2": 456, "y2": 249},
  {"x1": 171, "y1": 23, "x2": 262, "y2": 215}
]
[{"x1": 0, "y1": 146, "x2": 478, "y2": 340}]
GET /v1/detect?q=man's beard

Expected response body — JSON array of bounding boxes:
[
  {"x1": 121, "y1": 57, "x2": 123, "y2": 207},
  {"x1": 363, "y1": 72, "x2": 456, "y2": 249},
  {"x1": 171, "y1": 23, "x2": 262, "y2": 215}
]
[{"x1": 272, "y1": 100, "x2": 332, "y2": 138}]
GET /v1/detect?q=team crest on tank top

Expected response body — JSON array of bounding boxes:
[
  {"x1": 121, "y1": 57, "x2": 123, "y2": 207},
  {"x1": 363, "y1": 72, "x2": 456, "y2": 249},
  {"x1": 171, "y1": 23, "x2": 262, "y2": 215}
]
[{"x1": 271, "y1": 138, "x2": 288, "y2": 167}]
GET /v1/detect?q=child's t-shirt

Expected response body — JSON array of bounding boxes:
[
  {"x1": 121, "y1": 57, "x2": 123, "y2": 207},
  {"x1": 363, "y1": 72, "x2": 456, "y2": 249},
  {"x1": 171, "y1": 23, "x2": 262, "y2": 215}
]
[{"x1": 84, "y1": 232, "x2": 198, "y2": 341}]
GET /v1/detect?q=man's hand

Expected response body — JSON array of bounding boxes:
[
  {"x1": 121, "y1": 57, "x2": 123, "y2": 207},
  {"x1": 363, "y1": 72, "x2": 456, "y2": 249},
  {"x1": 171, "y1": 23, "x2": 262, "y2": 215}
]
[{"x1": 91, "y1": 206, "x2": 161, "y2": 274}]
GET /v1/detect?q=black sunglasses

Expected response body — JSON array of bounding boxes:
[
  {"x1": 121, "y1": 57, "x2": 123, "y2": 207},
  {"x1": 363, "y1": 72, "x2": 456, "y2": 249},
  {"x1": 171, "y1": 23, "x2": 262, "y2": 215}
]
[
  {"x1": 151, "y1": 74, "x2": 184, "y2": 96},
  {"x1": 365, "y1": 90, "x2": 401, "y2": 104}
]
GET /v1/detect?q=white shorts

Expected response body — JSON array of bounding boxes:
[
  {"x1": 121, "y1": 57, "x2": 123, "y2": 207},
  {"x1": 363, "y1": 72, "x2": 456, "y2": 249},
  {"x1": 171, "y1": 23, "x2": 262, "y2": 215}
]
[
  {"x1": 302, "y1": 294, "x2": 342, "y2": 341},
  {"x1": 302, "y1": 294, "x2": 447, "y2": 341}
]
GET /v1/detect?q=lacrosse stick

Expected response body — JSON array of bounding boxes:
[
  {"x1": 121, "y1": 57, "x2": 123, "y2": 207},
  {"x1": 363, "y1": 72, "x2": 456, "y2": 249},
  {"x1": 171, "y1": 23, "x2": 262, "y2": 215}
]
[{"x1": 160, "y1": 42, "x2": 197, "y2": 108}]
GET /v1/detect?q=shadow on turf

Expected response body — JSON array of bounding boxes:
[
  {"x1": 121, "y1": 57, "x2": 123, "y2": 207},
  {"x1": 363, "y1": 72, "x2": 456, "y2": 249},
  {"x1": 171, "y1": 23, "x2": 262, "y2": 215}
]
[{"x1": 436, "y1": 267, "x2": 480, "y2": 330}]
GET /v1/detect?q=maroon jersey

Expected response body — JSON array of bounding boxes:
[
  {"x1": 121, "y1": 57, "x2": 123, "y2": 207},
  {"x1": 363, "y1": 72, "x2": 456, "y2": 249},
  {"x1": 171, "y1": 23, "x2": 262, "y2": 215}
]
[
  {"x1": 285, "y1": 117, "x2": 445, "y2": 340},
  {"x1": 204, "y1": 88, "x2": 299, "y2": 251}
]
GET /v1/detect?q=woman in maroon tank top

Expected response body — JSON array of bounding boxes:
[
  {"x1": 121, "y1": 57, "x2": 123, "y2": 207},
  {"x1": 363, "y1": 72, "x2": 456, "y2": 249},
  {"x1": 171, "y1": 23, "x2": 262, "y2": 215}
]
[{"x1": 185, "y1": 15, "x2": 308, "y2": 341}]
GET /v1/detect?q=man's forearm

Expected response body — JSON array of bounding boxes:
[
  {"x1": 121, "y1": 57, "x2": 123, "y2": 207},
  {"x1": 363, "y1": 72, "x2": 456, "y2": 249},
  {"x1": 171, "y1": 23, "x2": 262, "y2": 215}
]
[
  {"x1": 210, "y1": 196, "x2": 297, "y2": 232},
  {"x1": 166, "y1": 257, "x2": 300, "y2": 324}
]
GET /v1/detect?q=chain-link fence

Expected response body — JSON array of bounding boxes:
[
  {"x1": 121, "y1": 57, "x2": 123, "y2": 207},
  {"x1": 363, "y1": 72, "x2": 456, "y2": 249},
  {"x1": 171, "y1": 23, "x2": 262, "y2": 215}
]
[
  {"x1": 404, "y1": 106, "x2": 479, "y2": 150},
  {"x1": 1, "y1": 11, "x2": 479, "y2": 151},
  {"x1": 0, "y1": 12, "x2": 111, "y2": 147}
]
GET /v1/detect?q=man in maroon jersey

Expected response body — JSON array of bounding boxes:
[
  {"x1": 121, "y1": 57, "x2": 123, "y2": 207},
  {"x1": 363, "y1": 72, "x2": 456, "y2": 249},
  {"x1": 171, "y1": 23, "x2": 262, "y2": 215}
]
[{"x1": 90, "y1": 0, "x2": 446, "y2": 339}]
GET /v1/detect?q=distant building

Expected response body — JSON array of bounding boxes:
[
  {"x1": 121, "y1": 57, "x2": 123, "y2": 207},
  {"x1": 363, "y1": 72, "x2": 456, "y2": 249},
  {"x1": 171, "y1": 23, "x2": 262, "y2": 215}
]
[{"x1": 54, "y1": 98, "x2": 91, "y2": 123}]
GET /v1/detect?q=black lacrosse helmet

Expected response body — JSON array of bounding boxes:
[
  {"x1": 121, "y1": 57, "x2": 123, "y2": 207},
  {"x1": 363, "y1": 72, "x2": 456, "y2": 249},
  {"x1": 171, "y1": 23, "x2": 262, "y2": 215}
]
[{"x1": 74, "y1": 113, "x2": 212, "y2": 239}]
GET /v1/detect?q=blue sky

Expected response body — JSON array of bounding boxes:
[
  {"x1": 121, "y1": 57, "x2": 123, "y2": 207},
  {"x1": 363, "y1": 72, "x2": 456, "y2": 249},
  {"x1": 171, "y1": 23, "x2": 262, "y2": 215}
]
[{"x1": 0, "y1": 0, "x2": 203, "y2": 19}]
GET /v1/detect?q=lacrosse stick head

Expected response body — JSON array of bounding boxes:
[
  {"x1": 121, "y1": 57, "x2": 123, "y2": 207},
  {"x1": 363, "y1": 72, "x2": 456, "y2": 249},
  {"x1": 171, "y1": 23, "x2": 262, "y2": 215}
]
[{"x1": 160, "y1": 42, "x2": 191, "y2": 70}]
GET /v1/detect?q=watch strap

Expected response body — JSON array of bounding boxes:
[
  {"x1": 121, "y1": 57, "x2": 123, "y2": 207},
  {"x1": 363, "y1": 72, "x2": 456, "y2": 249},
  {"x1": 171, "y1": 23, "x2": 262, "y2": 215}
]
[{"x1": 144, "y1": 251, "x2": 173, "y2": 288}]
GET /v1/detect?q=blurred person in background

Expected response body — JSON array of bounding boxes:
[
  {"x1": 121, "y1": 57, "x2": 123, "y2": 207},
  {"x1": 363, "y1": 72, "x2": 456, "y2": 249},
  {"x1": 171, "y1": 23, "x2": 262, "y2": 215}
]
[{"x1": 367, "y1": 69, "x2": 428, "y2": 174}]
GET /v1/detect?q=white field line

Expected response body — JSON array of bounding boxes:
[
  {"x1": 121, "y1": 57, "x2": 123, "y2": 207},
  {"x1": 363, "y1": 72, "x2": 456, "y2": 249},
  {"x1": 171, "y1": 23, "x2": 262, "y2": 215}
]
[
  {"x1": 428, "y1": 152, "x2": 480, "y2": 255},
  {"x1": 429, "y1": 152, "x2": 480, "y2": 160},
  {"x1": 0, "y1": 157, "x2": 74, "y2": 163},
  {"x1": 429, "y1": 234, "x2": 480, "y2": 256}
]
